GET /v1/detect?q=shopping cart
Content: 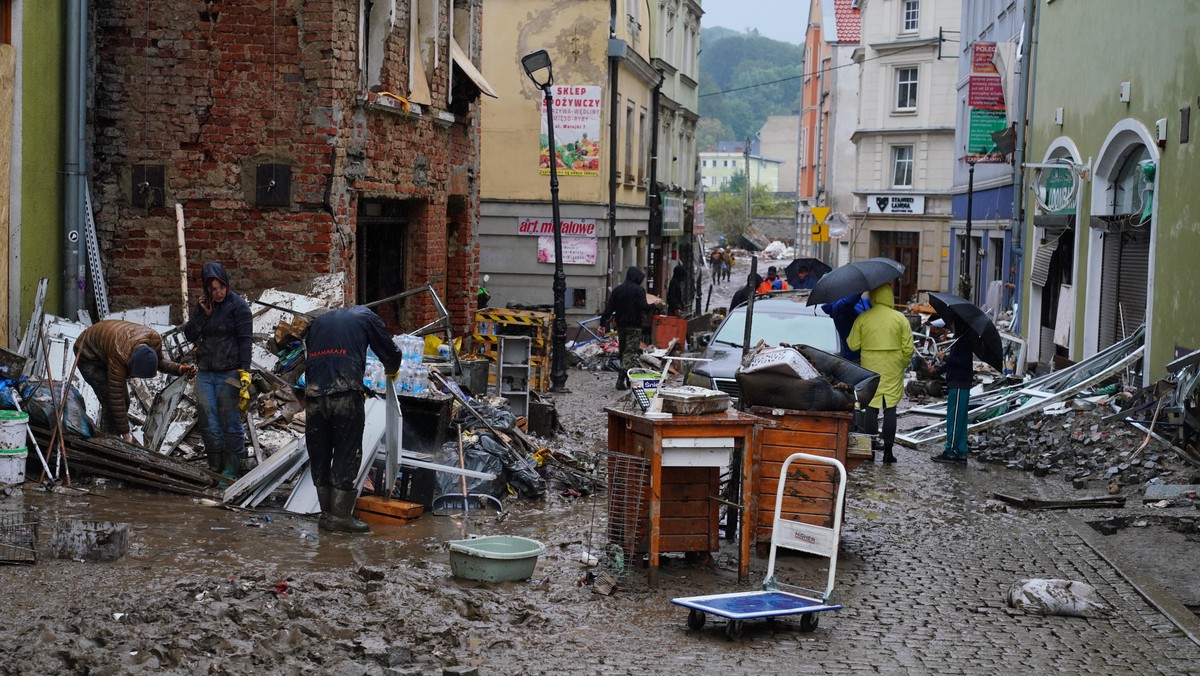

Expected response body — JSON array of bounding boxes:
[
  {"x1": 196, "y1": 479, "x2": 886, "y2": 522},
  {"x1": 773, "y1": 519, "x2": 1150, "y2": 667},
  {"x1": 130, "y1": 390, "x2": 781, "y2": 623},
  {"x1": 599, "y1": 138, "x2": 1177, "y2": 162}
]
[{"x1": 671, "y1": 452, "x2": 846, "y2": 639}]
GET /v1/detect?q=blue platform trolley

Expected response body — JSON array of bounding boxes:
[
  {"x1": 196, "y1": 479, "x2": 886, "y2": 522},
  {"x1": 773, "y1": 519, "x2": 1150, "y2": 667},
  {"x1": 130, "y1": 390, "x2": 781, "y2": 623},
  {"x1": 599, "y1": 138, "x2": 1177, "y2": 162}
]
[{"x1": 671, "y1": 452, "x2": 847, "y2": 639}]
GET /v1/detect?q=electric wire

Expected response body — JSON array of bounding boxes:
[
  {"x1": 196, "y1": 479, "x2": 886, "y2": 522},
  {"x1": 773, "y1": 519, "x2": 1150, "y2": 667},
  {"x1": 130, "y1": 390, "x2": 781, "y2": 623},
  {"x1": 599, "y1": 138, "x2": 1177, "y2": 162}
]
[{"x1": 699, "y1": 38, "x2": 941, "y2": 98}]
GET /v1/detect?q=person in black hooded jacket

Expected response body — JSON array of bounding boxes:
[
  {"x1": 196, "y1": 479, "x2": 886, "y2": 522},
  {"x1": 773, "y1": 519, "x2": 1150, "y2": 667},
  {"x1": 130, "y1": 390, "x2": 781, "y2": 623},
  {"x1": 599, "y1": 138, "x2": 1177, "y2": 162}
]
[
  {"x1": 730, "y1": 271, "x2": 763, "y2": 310},
  {"x1": 600, "y1": 266, "x2": 658, "y2": 390},
  {"x1": 183, "y1": 261, "x2": 253, "y2": 478},
  {"x1": 666, "y1": 263, "x2": 687, "y2": 316}
]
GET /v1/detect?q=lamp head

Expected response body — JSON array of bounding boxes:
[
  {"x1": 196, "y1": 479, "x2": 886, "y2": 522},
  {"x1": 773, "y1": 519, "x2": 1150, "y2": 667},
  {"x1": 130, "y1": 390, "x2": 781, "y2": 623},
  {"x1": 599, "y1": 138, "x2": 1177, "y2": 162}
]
[{"x1": 521, "y1": 50, "x2": 553, "y2": 89}]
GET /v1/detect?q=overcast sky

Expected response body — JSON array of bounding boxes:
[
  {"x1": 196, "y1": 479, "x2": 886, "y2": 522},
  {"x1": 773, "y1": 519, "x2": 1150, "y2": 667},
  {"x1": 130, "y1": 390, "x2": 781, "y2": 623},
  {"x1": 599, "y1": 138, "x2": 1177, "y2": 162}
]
[{"x1": 701, "y1": 0, "x2": 807, "y2": 45}]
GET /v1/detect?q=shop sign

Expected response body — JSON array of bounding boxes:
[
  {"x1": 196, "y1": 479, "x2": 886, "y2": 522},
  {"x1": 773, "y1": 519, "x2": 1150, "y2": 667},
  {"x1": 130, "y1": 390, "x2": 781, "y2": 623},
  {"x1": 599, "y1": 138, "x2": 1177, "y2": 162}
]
[
  {"x1": 517, "y1": 216, "x2": 597, "y2": 237},
  {"x1": 867, "y1": 195, "x2": 926, "y2": 215}
]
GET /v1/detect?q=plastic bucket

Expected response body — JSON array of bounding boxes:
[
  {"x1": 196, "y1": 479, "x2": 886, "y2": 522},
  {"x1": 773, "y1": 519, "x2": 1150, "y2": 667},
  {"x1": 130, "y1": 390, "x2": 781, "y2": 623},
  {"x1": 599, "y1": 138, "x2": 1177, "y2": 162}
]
[
  {"x1": 0, "y1": 447, "x2": 28, "y2": 485},
  {"x1": 628, "y1": 371, "x2": 661, "y2": 397},
  {"x1": 0, "y1": 411, "x2": 29, "y2": 451}
]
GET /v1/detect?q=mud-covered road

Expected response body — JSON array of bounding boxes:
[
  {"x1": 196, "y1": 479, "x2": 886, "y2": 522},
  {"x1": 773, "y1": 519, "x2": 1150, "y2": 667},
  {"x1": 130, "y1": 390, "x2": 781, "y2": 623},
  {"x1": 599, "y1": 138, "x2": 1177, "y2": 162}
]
[{"x1": 2, "y1": 258, "x2": 1198, "y2": 675}]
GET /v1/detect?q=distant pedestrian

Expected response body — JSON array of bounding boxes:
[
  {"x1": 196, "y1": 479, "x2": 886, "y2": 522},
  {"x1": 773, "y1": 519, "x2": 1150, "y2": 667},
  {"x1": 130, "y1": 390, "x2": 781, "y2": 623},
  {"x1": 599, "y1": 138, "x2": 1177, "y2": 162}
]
[
  {"x1": 793, "y1": 264, "x2": 816, "y2": 290},
  {"x1": 848, "y1": 284, "x2": 914, "y2": 464},
  {"x1": 710, "y1": 248, "x2": 724, "y2": 283},
  {"x1": 756, "y1": 266, "x2": 789, "y2": 293},
  {"x1": 74, "y1": 320, "x2": 195, "y2": 442},
  {"x1": 722, "y1": 250, "x2": 734, "y2": 283},
  {"x1": 303, "y1": 306, "x2": 403, "y2": 533},
  {"x1": 600, "y1": 266, "x2": 658, "y2": 390},
  {"x1": 666, "y1": 263, "x2": 687, "y2": 316},
  {"x1": 931, "y1": 320, "x2": 973, "y2": 464},
  {"x1": 730, "y1": 272, "x2": 763, "y2": 310}
]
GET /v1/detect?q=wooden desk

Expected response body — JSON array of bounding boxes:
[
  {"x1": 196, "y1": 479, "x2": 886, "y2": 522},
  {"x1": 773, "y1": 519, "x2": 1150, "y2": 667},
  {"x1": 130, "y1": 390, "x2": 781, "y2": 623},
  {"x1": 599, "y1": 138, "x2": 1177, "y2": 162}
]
[{"x1": 605, "y1": 407, "x2": 763, "y2": 584}]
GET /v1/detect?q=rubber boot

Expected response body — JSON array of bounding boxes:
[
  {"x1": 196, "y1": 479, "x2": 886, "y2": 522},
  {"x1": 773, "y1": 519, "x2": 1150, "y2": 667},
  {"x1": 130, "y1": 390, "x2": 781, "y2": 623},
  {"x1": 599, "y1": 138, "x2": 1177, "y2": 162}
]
[
  {"x1": 316, "y1": 485, "x2": 333, "y2": 531},
  {"x1": 324, "y1": 488, "x2": 370, "y2": 534},
  {"x1": 882, "y1": 447, "x2": 897, "y2": 464},
  {"x1": 206, "y1": 451, "x2": 222, "y2": 473},
  {"x1": 616, "y1": 371, "x2": 629, "y2": 390},
  {"x1": 222, "y1": 445, "x2": 241, "y2": 480}
]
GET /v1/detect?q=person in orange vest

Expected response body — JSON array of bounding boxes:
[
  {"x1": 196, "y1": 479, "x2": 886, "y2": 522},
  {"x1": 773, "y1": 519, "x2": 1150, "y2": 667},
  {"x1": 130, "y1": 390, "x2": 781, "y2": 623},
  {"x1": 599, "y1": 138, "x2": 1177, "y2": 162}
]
[{"x1": 756, "y1": 266, "x2": 789, "y2": 294}]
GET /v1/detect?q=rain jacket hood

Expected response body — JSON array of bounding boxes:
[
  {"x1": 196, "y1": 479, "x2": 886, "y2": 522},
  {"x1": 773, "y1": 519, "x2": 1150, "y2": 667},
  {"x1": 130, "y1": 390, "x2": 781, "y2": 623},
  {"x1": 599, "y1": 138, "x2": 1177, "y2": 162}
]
[
  {"x1": 602, "y1": 266, "x2": 655, "y2": 329},
  {"x1": 624, "y1": 266, "x2": 645, "y2": 285},
  {"x1": 868, "y1": 283, "x2": 895, "y2": 309},
  {"x1": 202, "y1": 261, "x2": 232, "y2": 288}
]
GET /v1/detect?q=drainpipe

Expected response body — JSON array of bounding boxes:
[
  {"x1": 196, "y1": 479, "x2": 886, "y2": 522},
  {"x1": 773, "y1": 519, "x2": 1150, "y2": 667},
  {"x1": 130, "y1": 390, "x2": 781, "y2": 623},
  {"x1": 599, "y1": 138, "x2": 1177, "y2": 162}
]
[
  {"x1": 1011, "y1": 0, "x2": 1038, "y2": 338},
  {"x1": 815, "y1": 56, "x2": 830, "y2": 264},
  {"x1": 606, "y1": 2, "x2": 620, "y2": 301},
  {"x1": 64, "y1": 0, "x2": 88, "y2": 316},
  {"x1": 647, "y1": 69, "x2": 664, "y2": 294}
]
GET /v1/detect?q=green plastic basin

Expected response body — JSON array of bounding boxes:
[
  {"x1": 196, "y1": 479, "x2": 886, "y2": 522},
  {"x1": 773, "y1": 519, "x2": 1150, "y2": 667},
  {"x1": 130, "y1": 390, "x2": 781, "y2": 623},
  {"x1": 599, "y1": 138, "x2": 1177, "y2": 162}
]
[{"x1": 447, "y1": 535, "x2": 545, "y2": 583}]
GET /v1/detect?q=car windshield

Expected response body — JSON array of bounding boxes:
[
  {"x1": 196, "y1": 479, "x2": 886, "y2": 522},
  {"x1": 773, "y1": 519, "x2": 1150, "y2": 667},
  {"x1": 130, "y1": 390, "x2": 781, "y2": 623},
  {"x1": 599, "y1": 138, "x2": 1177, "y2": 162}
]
[{"x1": 713, "y1": 306, "x2": 840, "y2": 352}]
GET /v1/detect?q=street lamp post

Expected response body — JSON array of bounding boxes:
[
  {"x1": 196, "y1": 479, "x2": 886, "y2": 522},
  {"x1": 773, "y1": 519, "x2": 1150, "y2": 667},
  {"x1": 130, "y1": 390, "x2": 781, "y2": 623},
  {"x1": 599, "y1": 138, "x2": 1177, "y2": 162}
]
[
  {"x1": 522, "y1": 49, "x2": 569, "y2": 392},
  {"x1": 960, "y1": 154, "x2": 978, "y2": 303}
]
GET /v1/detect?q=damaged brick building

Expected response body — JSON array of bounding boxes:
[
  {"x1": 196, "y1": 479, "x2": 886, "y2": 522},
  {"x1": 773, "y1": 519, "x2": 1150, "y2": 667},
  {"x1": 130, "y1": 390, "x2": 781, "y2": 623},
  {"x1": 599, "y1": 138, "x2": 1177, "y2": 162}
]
[{"x1": 90, "y1": 0, "x2": 490, "y2": 332}]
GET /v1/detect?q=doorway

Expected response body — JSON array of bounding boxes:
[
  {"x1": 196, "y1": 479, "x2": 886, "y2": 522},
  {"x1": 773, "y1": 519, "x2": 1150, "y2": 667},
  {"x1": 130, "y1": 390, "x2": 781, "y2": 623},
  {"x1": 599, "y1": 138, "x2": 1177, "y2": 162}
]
[
  {"x1": 357, "y1": 199, "x2": 409, "y2": 329},
  {"x1": 876, "y1": 231, "x2": 919, "y2": 303}
]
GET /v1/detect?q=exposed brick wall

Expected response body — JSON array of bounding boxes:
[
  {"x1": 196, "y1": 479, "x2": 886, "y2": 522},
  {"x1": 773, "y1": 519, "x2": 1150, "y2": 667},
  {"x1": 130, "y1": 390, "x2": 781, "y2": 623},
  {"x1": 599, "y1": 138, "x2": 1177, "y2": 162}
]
[{"x1": 92, "y1": 0, "x2": 480, "y2": 335}]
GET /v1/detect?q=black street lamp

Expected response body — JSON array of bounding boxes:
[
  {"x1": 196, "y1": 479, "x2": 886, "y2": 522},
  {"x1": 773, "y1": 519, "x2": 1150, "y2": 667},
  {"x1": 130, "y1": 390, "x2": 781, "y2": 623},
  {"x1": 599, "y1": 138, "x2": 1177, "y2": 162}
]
[
  {"x1": 960, "y1": 154, "x2": 978, "y2": 303},
  {"x1": 522, "y1": 49, "x2": 569, "y2": 392}
]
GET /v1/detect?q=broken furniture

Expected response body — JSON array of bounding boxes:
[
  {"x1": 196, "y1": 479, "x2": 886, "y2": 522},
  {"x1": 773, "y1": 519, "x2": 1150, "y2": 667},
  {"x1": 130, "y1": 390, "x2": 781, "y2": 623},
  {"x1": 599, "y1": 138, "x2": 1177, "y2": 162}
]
[
  {"x1": 498, "y1": 336, "x2": 532, "y2": 417},
  {"x1": 604, "y1": 406, "x2": 762, "y2": 584},
  {"x1": 470, "y1": 307, "x2": 552, "y2": 392},
  {"x1": 748, "y1": 407, "x2": 865, "y2": 555}
]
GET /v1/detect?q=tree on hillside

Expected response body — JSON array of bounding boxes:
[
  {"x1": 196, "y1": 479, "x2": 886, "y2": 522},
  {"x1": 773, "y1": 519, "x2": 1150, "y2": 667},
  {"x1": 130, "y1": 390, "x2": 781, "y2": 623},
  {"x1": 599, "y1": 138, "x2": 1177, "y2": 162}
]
[
  {"x1": 698, "y1": 30, "x2": 804, "y2": 141},
  {"x1": 704, "y1": 183, "x2": 797, "y2": 240}
]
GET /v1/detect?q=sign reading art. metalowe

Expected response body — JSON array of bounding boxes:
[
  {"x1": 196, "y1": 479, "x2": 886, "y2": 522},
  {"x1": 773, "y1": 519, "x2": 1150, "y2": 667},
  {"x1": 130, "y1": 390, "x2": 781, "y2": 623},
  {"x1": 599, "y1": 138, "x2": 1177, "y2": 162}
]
[
  {"x1": 866, "y1": 195, "x2": 926, "y2": 215},
  {"x1": 516, "y1": 216, "x2": 598, "y2": 237}
]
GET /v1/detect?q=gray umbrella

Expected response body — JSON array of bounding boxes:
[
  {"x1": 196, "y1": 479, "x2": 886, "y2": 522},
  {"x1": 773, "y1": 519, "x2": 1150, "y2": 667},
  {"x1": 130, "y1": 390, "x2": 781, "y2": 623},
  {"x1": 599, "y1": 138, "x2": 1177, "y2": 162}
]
[{"x1": 806, "y1": 257, "x2": 906, "y2": 306}]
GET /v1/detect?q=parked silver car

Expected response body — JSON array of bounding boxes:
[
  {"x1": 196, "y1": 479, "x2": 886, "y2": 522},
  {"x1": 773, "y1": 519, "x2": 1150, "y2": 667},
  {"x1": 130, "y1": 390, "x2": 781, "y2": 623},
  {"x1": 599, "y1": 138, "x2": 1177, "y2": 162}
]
[{"x1": 685, "y1": 294, "x2": 840, "y2": 400}]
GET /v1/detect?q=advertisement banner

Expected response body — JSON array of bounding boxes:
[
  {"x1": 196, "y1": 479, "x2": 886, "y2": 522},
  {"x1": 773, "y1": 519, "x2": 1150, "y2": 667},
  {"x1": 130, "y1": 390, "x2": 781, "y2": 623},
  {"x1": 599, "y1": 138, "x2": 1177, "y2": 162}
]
[
  {"x1": 517, "y1": 216, "x2": 598, "y2": 237},
  {"x1": 539, "y1": 85, "x2": 603, "y2": 177},
  {"x1": 537, "y1": 236, "x2": 597, "y2": 265},
  {"x1": 660, "y1": 195, "x2": 683, "y2": 235},
  {"x1": 967, "y1": 109, "x2": 1009, "y2": 164},
  {"x1": 968, "y1": 75, "x2": 1005, "y2": 111},
  {"x1": 971, "y1": 42, "x2": 998, "y2": 74}
]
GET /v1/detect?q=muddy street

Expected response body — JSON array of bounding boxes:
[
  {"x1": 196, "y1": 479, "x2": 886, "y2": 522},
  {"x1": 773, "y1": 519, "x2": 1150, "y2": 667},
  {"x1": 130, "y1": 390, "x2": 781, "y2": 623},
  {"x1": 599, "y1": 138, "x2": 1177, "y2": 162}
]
[{"x1": 3, "y1": 258, "x2": 1199, "y2": 674}]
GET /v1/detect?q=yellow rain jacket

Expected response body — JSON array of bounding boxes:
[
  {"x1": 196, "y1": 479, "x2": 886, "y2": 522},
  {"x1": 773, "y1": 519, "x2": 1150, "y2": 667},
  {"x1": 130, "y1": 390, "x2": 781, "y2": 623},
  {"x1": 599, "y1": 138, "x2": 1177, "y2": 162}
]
[{"x1": 847, "y1": 284, "x2": 914, "y2": 409}]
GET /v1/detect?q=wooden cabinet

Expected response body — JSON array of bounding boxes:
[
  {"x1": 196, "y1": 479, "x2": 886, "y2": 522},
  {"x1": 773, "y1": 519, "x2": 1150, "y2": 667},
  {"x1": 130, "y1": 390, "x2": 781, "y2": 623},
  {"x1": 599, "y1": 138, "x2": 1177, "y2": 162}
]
[
  {"x1": 748, "y1": 407, "x2": 867, "y2": 553},
  {"x1": 605, "y1": 407, "x2": 763, "y2": 583}
]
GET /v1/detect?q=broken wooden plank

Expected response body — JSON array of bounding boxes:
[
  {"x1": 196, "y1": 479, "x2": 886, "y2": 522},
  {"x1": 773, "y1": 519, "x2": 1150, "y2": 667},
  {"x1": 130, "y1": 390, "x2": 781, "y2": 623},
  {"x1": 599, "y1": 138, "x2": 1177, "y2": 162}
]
[
  {"x1": 992, "y1": 493, "x2": 1125, "y2": 510},
  {"x1": 1142, "y1": 484, "x2": 1200, "y2": 502},
  {"x1": 354, "y1": 495, "x2": 423, "y2": 524}
]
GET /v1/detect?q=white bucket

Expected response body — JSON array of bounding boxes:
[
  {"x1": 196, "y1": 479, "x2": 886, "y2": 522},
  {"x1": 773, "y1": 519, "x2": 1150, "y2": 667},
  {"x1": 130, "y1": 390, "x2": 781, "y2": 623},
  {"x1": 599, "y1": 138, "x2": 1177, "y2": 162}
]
[
  {"x1": 0, "y1": 449, "x2": 27, "y2": 485},
  {"x1": 0, "y1": 411, "x2": 29, "y2": 451}
]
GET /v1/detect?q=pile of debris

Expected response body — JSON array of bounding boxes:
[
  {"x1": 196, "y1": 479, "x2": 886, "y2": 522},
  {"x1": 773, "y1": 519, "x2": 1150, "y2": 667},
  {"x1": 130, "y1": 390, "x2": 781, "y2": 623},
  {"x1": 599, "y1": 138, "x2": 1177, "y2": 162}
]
[{"x1": 968, "y1": 405, "x2": 1200, "y2": 492}]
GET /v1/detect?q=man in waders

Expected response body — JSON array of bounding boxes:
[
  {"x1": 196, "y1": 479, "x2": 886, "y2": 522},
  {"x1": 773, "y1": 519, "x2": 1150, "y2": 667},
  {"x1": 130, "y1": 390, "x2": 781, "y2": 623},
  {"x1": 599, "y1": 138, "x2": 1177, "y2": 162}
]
[{"x1": 303, "y1": 306, "x2": 402, "y2": 533}]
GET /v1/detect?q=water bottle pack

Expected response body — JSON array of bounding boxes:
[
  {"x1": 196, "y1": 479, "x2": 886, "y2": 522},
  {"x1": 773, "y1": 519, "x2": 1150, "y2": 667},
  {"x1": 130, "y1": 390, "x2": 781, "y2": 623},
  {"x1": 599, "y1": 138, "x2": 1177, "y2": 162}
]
[{"x1": 390, "y1": 334, "x2": 429, "y2": 395}]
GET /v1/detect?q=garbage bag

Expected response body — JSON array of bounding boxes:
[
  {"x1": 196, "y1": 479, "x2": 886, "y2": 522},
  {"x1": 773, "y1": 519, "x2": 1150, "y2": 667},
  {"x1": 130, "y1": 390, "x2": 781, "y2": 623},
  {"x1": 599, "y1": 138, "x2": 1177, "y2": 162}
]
[
  {"x1": 434, "y1": 436, "x2": 505, "y2": 499},
  {"x1": 1006, "y1": 579, "x2": 1113, "y2": 618},
  {"x1": 452, "y1": 401, "x2": 517, "y2": 432},
  {"x1": 20, "y1": 381, "x2": 94, "y2": 439}
]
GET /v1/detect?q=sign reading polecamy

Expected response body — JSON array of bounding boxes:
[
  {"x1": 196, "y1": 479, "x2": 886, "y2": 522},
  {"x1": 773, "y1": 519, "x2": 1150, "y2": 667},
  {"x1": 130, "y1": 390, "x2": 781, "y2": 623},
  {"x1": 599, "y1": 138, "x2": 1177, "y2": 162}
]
[
  {"x1": 537, "y1": 236, "x2": 597, "y2": 265},
  {"x1": 867, "y1": 195, "x2": 926, "y2": 215},
  {"x1": 517, "y1": 217, "x2": 598, "y2": 237}
]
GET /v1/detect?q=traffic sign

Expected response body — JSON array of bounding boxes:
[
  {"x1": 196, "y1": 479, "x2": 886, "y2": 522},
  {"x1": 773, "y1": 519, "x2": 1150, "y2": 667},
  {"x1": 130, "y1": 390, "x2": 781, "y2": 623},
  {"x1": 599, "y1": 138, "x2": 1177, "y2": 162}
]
[{"x1": 810, "y1": 206, "x2": 831, "y2": 225}]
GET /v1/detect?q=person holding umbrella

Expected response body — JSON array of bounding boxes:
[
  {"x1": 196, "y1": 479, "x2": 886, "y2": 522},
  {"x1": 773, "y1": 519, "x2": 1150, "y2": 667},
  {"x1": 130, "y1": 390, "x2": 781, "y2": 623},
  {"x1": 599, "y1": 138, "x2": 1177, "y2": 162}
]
[
  {"x1": 848, "y1": 283, "x2": 914, "y2": 464},
  {"x1": 931, "y1": 319, "x2": 973, "y2": 464}
]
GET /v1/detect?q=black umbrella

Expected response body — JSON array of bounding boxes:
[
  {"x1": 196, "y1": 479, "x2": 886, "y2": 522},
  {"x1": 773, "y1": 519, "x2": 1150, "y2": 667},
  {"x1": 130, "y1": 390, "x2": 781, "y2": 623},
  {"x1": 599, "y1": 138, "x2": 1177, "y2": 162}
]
[
  {"x1": 927, "y1": 291, "x2": 1004, "y2": 372},
  {"x1": 784, "y1": 258, "x2": 833, "y2": 290},
  {"x1": 806, "y1": 257, "x2": 906, "y2": 306}
]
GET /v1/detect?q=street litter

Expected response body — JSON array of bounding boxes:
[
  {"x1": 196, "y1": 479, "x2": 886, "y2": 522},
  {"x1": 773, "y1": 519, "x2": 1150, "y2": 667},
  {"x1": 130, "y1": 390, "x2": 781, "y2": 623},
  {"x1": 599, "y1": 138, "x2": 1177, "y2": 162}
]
[
  {"x1": 991, "y1": 493, "x2": 1126, "y2": 510},
  {"x1": 1006, "y1": 578, "x2": 1113, "y2": 618}
]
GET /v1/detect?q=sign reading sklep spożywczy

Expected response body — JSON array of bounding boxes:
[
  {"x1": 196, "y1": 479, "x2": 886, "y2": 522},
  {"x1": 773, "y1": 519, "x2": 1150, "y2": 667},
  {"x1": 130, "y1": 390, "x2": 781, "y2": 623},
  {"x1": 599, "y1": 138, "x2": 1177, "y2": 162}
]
[
  {"x1": 867, "y1": 195, "x2": 926, "y2": 215},
  {"x1": 516, "y1": 217, "x2": 598, "y2": 237}
]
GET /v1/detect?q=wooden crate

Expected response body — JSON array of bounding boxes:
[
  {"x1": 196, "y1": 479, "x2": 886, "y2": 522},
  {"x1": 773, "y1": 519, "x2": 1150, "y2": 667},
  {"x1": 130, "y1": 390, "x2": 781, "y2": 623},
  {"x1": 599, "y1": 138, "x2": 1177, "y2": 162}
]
[
  {"x1": 749, "y1": 408, "x2": 860, "y2": 552},
  {"x1": 621, "y1": 467, "x2": 721, "y2": 555}
]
